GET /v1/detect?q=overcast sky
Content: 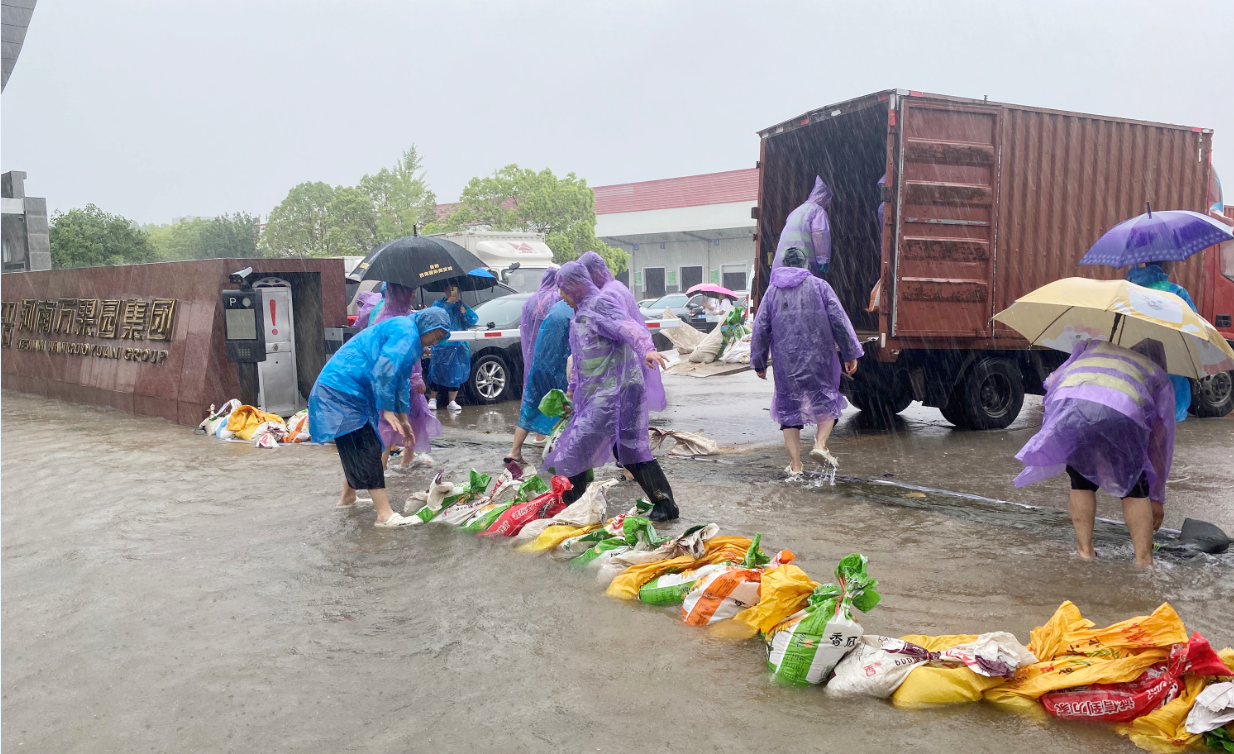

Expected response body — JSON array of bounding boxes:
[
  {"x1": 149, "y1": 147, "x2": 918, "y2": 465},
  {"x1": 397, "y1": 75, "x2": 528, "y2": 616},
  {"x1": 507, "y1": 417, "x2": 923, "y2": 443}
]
[{"x1": 2, "y1": 0, "x2": 1231, "y2": 224}]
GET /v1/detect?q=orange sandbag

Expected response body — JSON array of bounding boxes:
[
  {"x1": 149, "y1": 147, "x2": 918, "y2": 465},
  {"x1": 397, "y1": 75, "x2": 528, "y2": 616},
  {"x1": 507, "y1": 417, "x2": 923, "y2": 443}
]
[{"x1": 606, "y1": 536, "x2": 752, "y2": 600}]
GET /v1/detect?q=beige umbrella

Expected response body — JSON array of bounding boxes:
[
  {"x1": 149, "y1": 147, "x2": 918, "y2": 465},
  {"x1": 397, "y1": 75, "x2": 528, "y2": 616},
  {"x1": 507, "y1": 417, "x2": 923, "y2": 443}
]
[{"x1": 993, "y1": 278, "x2": 1234, "y2": 380}]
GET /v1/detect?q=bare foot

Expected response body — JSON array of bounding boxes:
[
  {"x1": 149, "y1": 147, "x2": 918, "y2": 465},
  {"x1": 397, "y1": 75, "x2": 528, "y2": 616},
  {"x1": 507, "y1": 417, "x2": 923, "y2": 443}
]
[
  {"x1": 1076, "y1": 549, "x2": 1096, "y2": 560},
  {"x1": 337, "y1": 491, "x2": 357, "y2": 508}
]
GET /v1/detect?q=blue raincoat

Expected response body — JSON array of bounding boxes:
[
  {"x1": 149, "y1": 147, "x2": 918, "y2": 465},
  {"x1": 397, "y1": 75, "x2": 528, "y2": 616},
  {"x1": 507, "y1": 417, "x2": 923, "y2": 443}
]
[
  {"x1": 308, "y1": 308, "x2": 452, "y2": 444},
  {"x1": 518, "y1": 299, "x2": 574, "y2": 435},
  {"x1": 1125, "y1": 263, "x2": 1196, "y2": 422},
  {"x1": 428, "y1": 297, "x2": 479, "y2": 388},
  {"x1": 773, "y1": 176, "x2": 833, "y2": 278}
]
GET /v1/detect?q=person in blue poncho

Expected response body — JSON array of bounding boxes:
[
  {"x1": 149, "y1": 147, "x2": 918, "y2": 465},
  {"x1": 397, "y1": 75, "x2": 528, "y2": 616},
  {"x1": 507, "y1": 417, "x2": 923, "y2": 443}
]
[
  {"x1": 309, "y1": 307, "x2": 451, "y2": 527},
  {"x1": 1125, "y1": 261, "x2": 1196, "y2": 422},
  {"x1": 428, "y1": 283, "x2": 479, "y2": 411},
  {"x1": 505, "y1": 298, "x2": 574, "y2": 466}
]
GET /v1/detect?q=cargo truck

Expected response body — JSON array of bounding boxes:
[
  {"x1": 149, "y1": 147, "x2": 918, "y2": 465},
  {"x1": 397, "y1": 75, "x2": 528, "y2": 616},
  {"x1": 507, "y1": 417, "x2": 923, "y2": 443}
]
[{"x1": 752, "y1": 89, "x2": 1233, "y2": 428}]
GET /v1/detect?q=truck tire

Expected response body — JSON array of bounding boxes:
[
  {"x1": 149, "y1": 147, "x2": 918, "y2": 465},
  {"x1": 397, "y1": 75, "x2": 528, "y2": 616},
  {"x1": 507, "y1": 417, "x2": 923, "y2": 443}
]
[
  {"x1": 944, "y1": 357, "x2": 1025, "y2": 430},
  {"x1": 848, "y1": 379, "x2": 913, "y2": 422},
  {"x1": 467, "y1": 352, "x2": 515, "y2": 405},
  {"x1": 1190, "y1": 371, "x2": 1234, "y2": 418}
]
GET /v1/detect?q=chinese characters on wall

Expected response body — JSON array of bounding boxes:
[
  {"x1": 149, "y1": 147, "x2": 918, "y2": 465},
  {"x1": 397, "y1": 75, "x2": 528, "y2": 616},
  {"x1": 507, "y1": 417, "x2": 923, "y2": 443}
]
[{"x1": 2, "y1": 297, "x2": 179, "y2": 363}]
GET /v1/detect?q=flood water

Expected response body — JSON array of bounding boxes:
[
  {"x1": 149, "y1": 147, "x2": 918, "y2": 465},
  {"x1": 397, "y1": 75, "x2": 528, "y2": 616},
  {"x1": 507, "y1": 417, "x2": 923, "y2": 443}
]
[{"x1": 3, "y1": 385, "x2": 1232, "y2": 753}]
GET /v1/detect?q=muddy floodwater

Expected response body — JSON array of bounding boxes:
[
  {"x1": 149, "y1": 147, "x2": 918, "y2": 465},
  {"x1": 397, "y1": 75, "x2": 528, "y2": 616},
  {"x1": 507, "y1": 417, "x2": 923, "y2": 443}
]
[{"x1": 3, "y1": 382, "x2": 1233, "y2": 753}]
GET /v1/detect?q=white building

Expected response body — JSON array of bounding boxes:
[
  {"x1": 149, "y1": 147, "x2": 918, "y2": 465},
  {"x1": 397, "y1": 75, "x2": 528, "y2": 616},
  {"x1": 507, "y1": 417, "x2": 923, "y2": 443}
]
[{"x1": 594, "y1": 169, "x2": 757, "y2": 300}]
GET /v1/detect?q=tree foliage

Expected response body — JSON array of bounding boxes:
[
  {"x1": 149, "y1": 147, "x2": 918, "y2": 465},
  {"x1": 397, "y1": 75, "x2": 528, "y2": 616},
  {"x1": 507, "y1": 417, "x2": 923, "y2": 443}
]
[
  {"x1": 146, "y1": 213, "x2": 262, "y2": 261},
  {"x1": 261, "y1": 147, "x2": 437, "y2": 258},
  {"x1": 439, "y1": 165, "x2": 628, "y2": 273},
  {"x1": 49, "y1": 204, "x2": 156, "y2": 269}
]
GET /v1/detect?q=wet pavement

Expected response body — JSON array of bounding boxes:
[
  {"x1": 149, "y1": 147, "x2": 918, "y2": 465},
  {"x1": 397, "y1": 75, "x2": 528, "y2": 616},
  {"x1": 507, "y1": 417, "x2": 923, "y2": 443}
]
[{"x1": 3, "y1": 384, "x2": 1233, "y2": 753}]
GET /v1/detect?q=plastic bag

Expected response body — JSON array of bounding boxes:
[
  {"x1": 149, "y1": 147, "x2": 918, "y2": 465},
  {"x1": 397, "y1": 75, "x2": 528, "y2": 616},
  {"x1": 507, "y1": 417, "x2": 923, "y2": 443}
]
[
  {"x1": 514, "y1": 479, "x2": 617, "y2": 543},
  {"x1": 599, "y1": 523, "x2": 720, "y2": 587},
  {"x1": 1041, "y1": 633, "x2": 1231, "y2": 723},
  {"x1": 765, "y1": 552, "x2": 880, "y2": 686},
  {"x1": 404, "y1": 471, "x2": 460, "y2": 520},
  {"x1": 569, "y1": 515, "x2": 663, "y2": 568},
  {"x1": 284, "y1": 409, "x2": 310, "y2": 443},
  {"x1": 438, "y1": 468, "x2": 518, "y2": 525},
  {"x1": 1187, "y1": 681, "x2": 1234, "y2": 734},
  {"x1": 197, "y1": 399, "x2": 240, "y2": 436},
  {"x1": 408, "y1": 470, "x2": 490, "y2": 524},
  {"x1": 825, "y1": 636, "x2": 934, "y2": 699},
  {"x1": 461, "y1": 475, "x2": 548, "y2": 533},
  {"x1": 538, "y1": 389, "x2": 571, "y2": 456},
  {"x1": 226, "y1": 405, "x2": 285, "y2": 441},
  {"x1": 251, "y1": 421, "x2": 288, "y2": 448},
  {"x1": 647, "y1": 428, "x2": 720, "y2": 457},
  {"x1": 478, "y1": 476, "x2": 571, "y2": 538},
  {"x1": 605, "y1": 536, "x2": 752, "y2": 600},
  {"x1": 681, "y1": 534, "x2": 791, "y2": 627},
  {"x1": 721, "y1": 334, "x2": 752, "y2": 364}
]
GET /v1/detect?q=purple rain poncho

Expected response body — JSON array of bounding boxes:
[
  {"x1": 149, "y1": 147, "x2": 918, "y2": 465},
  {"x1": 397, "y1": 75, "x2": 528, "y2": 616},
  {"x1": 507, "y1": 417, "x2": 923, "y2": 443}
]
[
  {"x1": 355, "y1": 291, "x2": 382, "y2": 330},
  {"x1": 309, "y1": 307, "x2": 451, "y2": 446},
  {"x1": 519, "y1": 267, "x2": 560, "y2": 383},
  {"x1": 1014, "y1": 339, "x2": 1175, "y2": 503},
  {"x1": 773, "y1": 176, "x2": 833, "y2": 278},
  {"x1": 369, "y1": 283, "x2": 441, "y2": 453},
  {"x1": 579, "y1": 251, "x2": 666, "y2": 412},
  {"x1": 542, "y1": 262, "x2": 654, "y2": 478},
  {"x1": 750, "y1": 266, "x2": 863, "y2": 426}
]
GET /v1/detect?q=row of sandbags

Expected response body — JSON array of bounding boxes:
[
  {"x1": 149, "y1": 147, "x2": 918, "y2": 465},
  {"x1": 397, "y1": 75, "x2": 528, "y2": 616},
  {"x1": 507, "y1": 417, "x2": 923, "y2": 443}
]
[
  {"x1": 404, "y1": 464, "x2": 1234, "y2": 753},
  {"x1": 195, "y1": 399, "x2": 310, "y2": 447}
]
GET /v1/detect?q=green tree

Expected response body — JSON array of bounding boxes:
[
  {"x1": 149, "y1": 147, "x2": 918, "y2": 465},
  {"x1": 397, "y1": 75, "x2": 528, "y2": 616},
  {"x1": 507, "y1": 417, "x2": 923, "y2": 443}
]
[
  {"x1": 49, "y1": 204, "x2": 156, "y2": 269},
  {"x1": 261, "y1": 181, "x2": 335, "y2": 257},
  {"x1": 440, "y1": 165, "x2": 627, "y2": 273},
  {"x1": 359, "y1": 146, "x2": 438, "y2": 243},
  {"x1": 147, "y1": 213, "x2": 262, "y2": 261}
]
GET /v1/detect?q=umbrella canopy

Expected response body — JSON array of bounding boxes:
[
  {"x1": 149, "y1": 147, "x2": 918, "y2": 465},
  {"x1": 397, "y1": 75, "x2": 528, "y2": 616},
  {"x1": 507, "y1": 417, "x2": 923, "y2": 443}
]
[
  {"x1": 685, "y1": 283, "x2": 738, "y2": 299},
  {"x1": 348, "y1": 235, "x2": 495, "y2": 291},
  {"x1": 1078, "y1": 207, "x2": 1234, "y2": 267},
  {"x1": 993, "y1": 277, "x2": 1234, "y2": 380}
]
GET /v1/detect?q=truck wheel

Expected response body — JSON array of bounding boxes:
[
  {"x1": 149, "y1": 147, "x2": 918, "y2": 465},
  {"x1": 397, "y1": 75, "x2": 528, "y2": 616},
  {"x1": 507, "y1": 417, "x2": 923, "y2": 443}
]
[
  {"x1": 467, "y1": 353, "x2": 513, "y2": 404},
  {"x1": 947, "y1": 357, "x2": 1025, "y2": 430},
  {"x1": 849, "y1": 379, "x2": 912, "y2": 422},
  {"x1": 1190, "y1": 371, "x2": 1234, "y2": 418}
]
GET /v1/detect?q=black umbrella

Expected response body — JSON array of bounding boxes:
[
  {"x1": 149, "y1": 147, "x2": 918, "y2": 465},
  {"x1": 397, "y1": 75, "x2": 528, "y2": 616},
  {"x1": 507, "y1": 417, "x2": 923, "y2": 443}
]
[{"x1": 348, "y1": 234, "x2": 495, "y2": 291}]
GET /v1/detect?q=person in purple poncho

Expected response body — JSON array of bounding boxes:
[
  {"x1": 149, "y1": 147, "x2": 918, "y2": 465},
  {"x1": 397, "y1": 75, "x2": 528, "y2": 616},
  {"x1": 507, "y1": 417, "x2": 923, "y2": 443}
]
[
  {"x1": 772, "y1": 176, "x2": 833, "y2": 279},
  {"x1": 542, "y1": 262, "x2": 678, "y2": 522},
  {"x1": 368, "y1": 282, "x2": 443, "y2": 470},
  {"x1": 506, "y1": 268, "x2": 561, "y2": 460},
  {"x1": 578, "y1": 251, "x2": 667, "y2": 412},
  {"x1": 751, "y1": 247, "x2": 862, "y2": 476},
  {"x1": 1014, "y1": 338, "x2": 1174, "y2": 566}
]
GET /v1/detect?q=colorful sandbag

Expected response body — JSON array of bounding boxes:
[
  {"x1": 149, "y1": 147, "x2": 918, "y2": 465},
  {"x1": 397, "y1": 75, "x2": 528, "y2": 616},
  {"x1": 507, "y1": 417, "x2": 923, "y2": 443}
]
[{"x1": 478, "y1": 476, "x2": 571, "y2": 538}]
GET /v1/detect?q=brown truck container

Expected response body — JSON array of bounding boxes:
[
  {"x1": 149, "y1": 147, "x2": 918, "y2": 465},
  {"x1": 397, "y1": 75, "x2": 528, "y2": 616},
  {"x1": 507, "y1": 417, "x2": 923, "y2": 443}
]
[{"x1": 753, "y1": 89, "x2": 1223, "y2": 428}]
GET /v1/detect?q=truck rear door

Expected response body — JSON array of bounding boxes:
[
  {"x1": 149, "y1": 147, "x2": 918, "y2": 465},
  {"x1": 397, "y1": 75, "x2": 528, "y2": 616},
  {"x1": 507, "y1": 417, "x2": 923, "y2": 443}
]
[{"x1": 891, "y1": 99, "x2": 1001, "y2": 339}]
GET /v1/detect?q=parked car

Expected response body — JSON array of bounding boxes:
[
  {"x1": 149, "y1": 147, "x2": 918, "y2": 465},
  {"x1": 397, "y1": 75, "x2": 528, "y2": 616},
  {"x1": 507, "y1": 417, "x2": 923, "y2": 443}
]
[
  {"x1": 640, "y1": 293, "x2": 704, "y2": 322},
  {"x1": 452, "y1": 292, "x2": 529, "y2": 405}
]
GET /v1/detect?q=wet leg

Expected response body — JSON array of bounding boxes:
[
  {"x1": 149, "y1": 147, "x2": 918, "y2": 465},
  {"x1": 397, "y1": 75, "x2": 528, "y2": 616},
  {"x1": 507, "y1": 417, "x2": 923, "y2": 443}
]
[
  {"x1": 370, "y1": 488, "x2": 396, "y2": 524},
  {"x1": 782, "y1": 427, "x2": 803, "y2": 473},
  {"x1": 338, "y1": 480, "x2": 358, "y2": 508},
  {"x1": 381, "y1": 448, "x2": 392, "y2": 471},
  {"x1": 1122, "y1": 496, "x2": 1155, "y2": 566},
  {"x1": 814, "y1": 419, "x2": 835, "y2": 451},
  {"x1": 508, "y1": 427, "x2": 529, "y2": 464},
  {"x1": 1069, "y1": 490, "x2": 1097, "y2": 559}
]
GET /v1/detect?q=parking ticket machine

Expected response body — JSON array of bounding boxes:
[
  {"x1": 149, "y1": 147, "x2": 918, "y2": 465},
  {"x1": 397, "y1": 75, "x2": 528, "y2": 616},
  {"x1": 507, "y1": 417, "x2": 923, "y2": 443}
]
[{"x1": 223, "y1": 283, "x2": 266, "y2": 407}]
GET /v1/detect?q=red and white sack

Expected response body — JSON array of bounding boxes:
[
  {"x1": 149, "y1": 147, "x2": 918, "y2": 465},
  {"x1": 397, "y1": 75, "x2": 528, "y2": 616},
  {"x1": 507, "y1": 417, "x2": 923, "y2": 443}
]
[
  {"x1": 514, "y1": 479, "x2": 617, "y2": 543},
  {"x1": 251, "y1": 421, "x2": 288, "y2": 448}
]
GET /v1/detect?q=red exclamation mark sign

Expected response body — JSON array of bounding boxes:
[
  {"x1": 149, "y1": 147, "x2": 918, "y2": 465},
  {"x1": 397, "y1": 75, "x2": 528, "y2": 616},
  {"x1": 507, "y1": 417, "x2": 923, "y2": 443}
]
[{"x1": 269, "y1": 299, "x2": 278, "y2": 336}]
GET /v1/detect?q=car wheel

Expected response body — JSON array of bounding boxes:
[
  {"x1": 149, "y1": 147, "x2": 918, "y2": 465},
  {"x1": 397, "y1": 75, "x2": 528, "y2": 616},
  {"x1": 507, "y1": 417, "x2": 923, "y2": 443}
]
[
  {"x1": 468, "y1": 353, "x2": 513, "y2": 404},
  {"x1": 944, "y1": 357, "x2": 1025, "y2": 430},
  {"x1": 1190, "y1": 371, "x2": 1234, "y2": 418}
]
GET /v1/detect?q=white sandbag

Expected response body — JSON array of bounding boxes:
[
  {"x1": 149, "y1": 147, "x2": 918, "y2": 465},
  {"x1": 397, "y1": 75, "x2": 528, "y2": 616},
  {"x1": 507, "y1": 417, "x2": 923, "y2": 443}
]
[
  {"x1": 514, "y1": 479, "x2": 617, "y2": 543},
  {"x1": 404, "y1": 471, "x2": 461, "y2": 521},
  {"x1": 721, "y1": 335, "x2": 751, "y2": 364},
  {"x1": 825, "y1": 636, "x2": 932, "y2": 698},
  {"x1": 1186, "y1": 681, "x2": 1234, "y2": 734},
  {"x1": 937, "y1": 632, "x2": 1038, "y2": 677},
  {"x1": 437, "y1": 470, "x2": 516, "y2": 525},
  {"x1": 595, "y1": 523, "x2": 720, "y2": 586},
  {"x1": 197, "y1": 399, "x2": 241, "y2": 436},
  {"x1": 250, "y1": 421, "x2": 288, "y2": 448},
  {"x1": 688, "y1": 321, "x2": 725, "y2": 363},
  {"x1": 659, "y1": 309, "x2": 704, "y2": 355}
]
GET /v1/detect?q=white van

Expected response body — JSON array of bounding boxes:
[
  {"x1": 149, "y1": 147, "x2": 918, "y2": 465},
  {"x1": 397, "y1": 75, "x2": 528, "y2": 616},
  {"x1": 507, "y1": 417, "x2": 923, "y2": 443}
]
[{"x1": 429, "y1": 230, "x2": 556, "y2": 293}]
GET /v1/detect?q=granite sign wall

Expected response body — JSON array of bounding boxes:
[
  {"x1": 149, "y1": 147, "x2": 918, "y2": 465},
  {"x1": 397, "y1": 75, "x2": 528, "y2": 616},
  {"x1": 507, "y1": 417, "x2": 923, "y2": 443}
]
[{"x1": 1, "y1": 258, "x2": 346, "y2": 426}]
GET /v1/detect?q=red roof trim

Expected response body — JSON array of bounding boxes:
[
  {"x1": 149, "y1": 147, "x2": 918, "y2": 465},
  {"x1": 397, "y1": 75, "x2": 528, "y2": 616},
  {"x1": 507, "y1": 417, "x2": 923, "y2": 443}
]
[{"x1": 592, "y1": 168, "x2": 758, "y2": 215}]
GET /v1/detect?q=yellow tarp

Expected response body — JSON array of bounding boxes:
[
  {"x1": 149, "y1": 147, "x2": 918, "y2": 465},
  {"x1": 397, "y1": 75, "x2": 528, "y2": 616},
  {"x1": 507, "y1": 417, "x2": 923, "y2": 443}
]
[
  {"x1": 890, "y1": 634, "x2": 1006, "y2": 708},
  {"x1": 515, "y1": 524, "x2": 600, "y2": 554},
  {"x1": 606, "y1": 536, "x2": 752, "y2": 600},
  {"x1": 725, "y1": 564, "x2": 819, "y2": 639},
  {"x1": 225, "y1": 405, "x2": 285, "y2": 440}
]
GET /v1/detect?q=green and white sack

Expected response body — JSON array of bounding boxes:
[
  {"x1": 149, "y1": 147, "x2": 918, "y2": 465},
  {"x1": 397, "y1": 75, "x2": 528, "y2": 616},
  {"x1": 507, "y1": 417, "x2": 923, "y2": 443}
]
[
  {"x1": 408, "y1": 470, "x2": 490, "y2": 524},
  {"x1": 638, "y1": 562, "x2": 731, "y2": 606},
  {"x1": 438, "y1": 469, "x2": 516, "y2": 526},
  {"x1": 569, "y1": 514, "x2": 663, "y2": 569},
  {"x1": 765, "y1": 553, "x2": 880, "y2": 686},
  {"x1": 513, "y1": 479, "x2": 617, "y2": 543},
  {"x1": 550, "y1": 498, "x2": 653, "y2": 561},
  {"x1": 461, "y1": 475, "x2": 548, "y2": 533},
  {"x1": 598, "y1": 523, "x2": 720, "y2": 586}
]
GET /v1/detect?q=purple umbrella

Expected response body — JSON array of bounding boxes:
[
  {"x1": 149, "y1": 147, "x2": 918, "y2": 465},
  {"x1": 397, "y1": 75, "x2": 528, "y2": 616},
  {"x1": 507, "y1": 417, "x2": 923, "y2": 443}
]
[{"x1": 1079, "y1": 203, "x2": 1234, "y2": 267}]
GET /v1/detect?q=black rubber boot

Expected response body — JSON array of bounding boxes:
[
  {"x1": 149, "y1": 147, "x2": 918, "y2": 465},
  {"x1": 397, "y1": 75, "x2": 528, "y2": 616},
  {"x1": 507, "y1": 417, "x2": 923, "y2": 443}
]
[
  {"x1": 625, "y1": 460, "x2": 679, "y2": 522},
  {"x1": 560, "y1": 471, "x2": 592, "y2": 505}
]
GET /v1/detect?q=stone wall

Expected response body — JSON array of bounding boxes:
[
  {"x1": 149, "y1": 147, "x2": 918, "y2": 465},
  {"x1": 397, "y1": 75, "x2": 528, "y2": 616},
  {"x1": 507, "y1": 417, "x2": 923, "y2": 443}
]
[{"x1": 1, "y1": 258, "x2": 346, "y2": 426}]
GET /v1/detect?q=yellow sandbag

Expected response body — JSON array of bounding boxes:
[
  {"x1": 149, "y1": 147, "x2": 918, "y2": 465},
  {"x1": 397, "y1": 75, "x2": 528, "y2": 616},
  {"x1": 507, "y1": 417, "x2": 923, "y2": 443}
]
[
  {"x1": 982, "y1": 688, "x2": 1052, "y2": 720},
  {"x1": 1028, "y1": 600, "x2": 1094, "y2": 660},
  {"x1": 606, "y1": 537, "x2": 752, "y2": 600},
  {"x1": 890, "y1": 634, "x2": 1004, "y2": 708},
  {"x1": 732, "y1": 564, "x2": 819, "y2": 637},
  {"x1": 515, "y1": 524, "x2": 600, "y2": 554},
  {"x1": 1113, "y1": 675, "x2": 1208, "y2": 754},
  {"x1": 993, "y1": 647, "x2": 1169, "y2": 700},
  {"x1": 225, "y1": 405, "x2": 285, "y2": 440},
  {"x1": 1058, "y1": 602, "x2": 1187, "y2": 656}
]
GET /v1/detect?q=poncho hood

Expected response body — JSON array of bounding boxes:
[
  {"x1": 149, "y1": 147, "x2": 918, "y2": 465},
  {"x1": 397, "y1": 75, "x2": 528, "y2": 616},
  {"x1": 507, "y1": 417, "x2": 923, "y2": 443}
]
[
  {"x1": 579, "y1": 251, "x2": 614, "y2": 288},
  {"x1": 807, "y1": 176, "x2": 834, "y2": 208},
  {"x1": 413, "y1": 307, "x2": 451, "y2": 340},
  {"x1": 558, "y1": 261, "x2": 600, "y2": 305},
  {"x1": 769, "y1": 266, "x2": 813, "y2": 288}
]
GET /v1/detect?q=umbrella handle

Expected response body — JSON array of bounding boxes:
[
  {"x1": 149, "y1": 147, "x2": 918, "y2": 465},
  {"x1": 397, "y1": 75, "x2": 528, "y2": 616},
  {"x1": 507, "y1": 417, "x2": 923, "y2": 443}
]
[
  {"x1": 1109, "y1": 312, "x2": 1123, "y2": 342},
  {"x1": 1145, "y1": 201, "x2": 1151, "y2": 218}
]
